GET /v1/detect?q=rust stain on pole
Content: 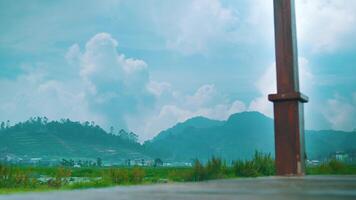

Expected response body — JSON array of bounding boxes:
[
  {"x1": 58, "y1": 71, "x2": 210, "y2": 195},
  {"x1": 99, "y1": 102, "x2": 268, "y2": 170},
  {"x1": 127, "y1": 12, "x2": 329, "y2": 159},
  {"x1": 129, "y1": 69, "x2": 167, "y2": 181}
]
[{"x1": 268, "y1": 0, "x2": 308, "y2": 176}]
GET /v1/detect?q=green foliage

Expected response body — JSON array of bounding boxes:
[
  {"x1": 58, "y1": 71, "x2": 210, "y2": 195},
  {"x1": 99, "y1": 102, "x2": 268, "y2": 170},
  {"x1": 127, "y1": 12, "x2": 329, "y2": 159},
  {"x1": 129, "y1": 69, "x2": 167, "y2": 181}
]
[
  {"x1": 2, "y1": 158, "x2": 356, "y2": 194},
  {"x1": 233, "y1": 151, "x2": 275, "y2": 177},
  {"x1": 106, "y1": 167, "x2": 145, "y2": 184},
  {"x1": 47, "y1": 167, "x2": 71, "y2": 188},
  {"x1": 187, "y1": 153, "x2": 274, "y2": 181},
  {"x1": 71, "y1": 167, "x2": 103, "y2": 177},
  {"x1": 233, "y1": 160, "x2": 259, "y2": 177},
  {"x1": 252, "y1": 151, "x2": 275, "y2": 176},
  {"x1": 189, "y1": 160, "x2": 206, "y2": 181},
  {"x1": 0, "y1": 164, "x2": 38, "y2": 188},
  {"x1": 307, "y1": 159, "x2": 356, "y2": 175},
  {"x1": 96, "y1": 158, "x2": 102, "y2": 167},
  {"x1": 108, "y1": 168, "x2": 129, "y2": 184},
  {"x1": 129, "y1": 167, "x2": 145, "y2": 183},
  {"x1": 67, "y1": 180, "x2": 111, "y2": 190},
  {"x1": 206, "y1": 157, "x2": 228, "y2": 179}
]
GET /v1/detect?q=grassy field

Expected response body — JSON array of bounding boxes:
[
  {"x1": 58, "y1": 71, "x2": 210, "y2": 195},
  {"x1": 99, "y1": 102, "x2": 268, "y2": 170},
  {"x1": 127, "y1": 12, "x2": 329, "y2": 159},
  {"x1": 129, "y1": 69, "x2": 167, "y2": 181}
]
[{"x1": 1, "y1": 153, "x2": 355, "y2": 194}]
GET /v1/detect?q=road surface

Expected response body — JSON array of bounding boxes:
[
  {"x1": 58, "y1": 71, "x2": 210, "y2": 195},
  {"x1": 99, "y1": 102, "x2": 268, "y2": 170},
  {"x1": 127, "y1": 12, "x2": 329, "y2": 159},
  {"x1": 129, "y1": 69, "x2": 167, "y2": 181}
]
[{"x1": 1, "y1": 176, "x2": 356, "y2": 200}]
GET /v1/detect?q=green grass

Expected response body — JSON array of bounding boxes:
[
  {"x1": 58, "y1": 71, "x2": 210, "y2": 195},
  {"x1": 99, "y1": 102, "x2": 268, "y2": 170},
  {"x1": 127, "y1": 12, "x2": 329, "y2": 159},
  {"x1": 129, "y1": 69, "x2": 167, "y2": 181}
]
[
  {"x1": 306, "y1": 160, "x2": 356, "y2": 175},
  {"x1": 1, "y1": 154, "x2": 356, "y2": 194}
]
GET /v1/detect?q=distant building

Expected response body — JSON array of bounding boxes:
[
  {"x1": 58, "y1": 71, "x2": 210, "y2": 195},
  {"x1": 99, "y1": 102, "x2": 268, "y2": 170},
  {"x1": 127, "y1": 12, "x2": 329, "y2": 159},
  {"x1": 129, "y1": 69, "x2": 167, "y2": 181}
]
[
  {"x1": 73, "y1": 164, "x2": 81, "y2": 168},
  {"x1": 330, "y1": 151, "x2": 348, "y2": 162},
  {"x1": 306, "y1": 160, "x2": 320, "y2": 166},
  {"x1": 125, "y1": 158, "x2": 154, "y2": 166}
]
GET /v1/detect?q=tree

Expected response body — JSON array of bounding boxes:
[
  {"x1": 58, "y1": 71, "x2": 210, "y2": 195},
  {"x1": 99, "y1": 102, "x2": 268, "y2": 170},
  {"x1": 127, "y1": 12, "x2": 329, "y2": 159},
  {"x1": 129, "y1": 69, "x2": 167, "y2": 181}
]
[
  {"x1": 128, "y1": 132, "x2": 139, "y2": 143},
  {"x1": 97, "y1": 157, "x2": 102, "y2": 167},
  {"x1": 110, "y1": 126, "x2": 114, "y2": 135},
  {"x1": 43, "y1": 117, "x2": 48, "y2": 124},
  {"x1": 154, "y1": 158, "x2": 163, "y2": 167},
  {"x1": 0, "y1": 122, "x2": 5, "y2": 130}
]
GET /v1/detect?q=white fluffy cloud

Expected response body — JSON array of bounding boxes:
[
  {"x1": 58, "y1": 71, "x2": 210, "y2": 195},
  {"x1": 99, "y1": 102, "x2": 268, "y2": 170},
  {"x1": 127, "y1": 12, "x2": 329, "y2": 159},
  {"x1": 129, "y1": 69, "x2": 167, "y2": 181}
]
[
  {"x1": 0, "y1": 33, "x2": 154, "y2": 131},
  {"x1": 322, "y1": 94, "x2": 356, "y2": 131},
  {"x1": 296, "y1": 0, "x2": 356, "y2": 53},
  {"x1": 71, "y1": 33, "x2": 153, "y2": 129},
  {"x1": 154, "y1": 0, "x2": 238, "y2": 54},
  {"x1": 154, "y1": 0, "x2": 356, "y2": 54},
  {"x1": 0, "y1": 67, "x2": 103, "y2": 125}
]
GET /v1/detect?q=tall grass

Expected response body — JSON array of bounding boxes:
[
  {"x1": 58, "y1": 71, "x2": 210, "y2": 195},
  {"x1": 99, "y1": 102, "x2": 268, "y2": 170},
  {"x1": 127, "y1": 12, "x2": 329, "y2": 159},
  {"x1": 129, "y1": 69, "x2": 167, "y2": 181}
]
[
  {"x1": 47, "y1": 167, "x2": 71, "y2": 188},
  {"x1": 188, "y1": 151, "x2": 275, "y2": 181},
  {"x1": 0, "y1": 164, "x2": 38, "y2": 188},
  {"x1": 2, "y1": 154, "x2": 356, "y2": 194},
  {"x1": 233, "y1": 151, "x2": 275, "y2": 177}
]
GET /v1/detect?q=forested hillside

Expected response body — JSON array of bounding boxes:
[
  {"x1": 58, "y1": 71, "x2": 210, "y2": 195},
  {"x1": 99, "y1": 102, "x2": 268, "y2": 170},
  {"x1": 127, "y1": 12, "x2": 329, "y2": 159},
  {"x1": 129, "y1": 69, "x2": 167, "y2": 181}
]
[{"x1": 0, "y1": 117, "x2": 149, "y2": 162}]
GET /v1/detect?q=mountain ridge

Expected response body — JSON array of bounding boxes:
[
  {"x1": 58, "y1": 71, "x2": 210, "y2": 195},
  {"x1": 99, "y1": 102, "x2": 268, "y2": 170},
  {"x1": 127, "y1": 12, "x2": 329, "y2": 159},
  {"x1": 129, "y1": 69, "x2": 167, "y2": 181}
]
[
  {"x1": 1, "y1": 112, "x2": 355, "y2": 163},
  {"x1": 145, "y1": 112, "x2": 356, "y2": 162}
]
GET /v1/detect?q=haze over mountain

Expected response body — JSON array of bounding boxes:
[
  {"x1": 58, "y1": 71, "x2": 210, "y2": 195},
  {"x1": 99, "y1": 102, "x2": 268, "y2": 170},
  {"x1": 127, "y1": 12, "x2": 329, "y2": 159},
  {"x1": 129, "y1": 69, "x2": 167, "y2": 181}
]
[{"x1": 1, "y1": 112, "x2": 356, "y2": 164}]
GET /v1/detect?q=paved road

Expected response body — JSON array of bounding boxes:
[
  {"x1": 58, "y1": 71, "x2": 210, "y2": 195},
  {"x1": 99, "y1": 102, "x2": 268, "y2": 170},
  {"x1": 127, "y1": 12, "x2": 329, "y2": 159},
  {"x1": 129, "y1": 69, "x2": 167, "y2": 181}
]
[{"x1": 1, "y1": 176, "x2": 356, "y2": 200}]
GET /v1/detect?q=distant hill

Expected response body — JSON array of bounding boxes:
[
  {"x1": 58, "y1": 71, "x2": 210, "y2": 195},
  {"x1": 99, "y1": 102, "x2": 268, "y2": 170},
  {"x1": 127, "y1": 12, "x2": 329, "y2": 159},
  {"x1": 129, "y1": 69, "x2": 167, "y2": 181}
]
[
  {"x1": 0, "y1": 117, "x2": 150, "y2": 162},
  {"x1": 305, "y1": 130, "x2": 356, "y2": 160},
  {"x1": 144, "y1": 112, "x2": 356, "y2": 162},
  {"x1": 1, "y1": 113, "x2": 355, "y2": 164}
]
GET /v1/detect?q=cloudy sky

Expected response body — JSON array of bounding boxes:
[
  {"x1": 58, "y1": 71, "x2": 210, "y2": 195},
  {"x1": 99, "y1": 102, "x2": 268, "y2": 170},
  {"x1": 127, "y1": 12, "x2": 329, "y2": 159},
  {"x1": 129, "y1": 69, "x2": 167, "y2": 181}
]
[{"x1": 0, "y1": 0, "x2": 355, "y2": 141}]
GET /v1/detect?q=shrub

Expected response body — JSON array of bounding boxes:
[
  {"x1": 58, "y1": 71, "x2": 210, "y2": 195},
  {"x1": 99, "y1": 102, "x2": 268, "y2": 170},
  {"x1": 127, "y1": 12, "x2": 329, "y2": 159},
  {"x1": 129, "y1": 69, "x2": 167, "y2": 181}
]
[
  {"x1": 129, "y1": 167, "x2": 145, "y2": 184},
  {"x1": 168, "y1": 170, "x2": 190, "y2": 182},
  {"x1": 206, "y1": 157, "x2": 227, "y2": 179},
  {"x1": 233, "y1": 160, "x2": 259, "y2": 177},
  {"x1": 0, "y1": 164, "x2": 12, "y2": 188},
  {"x1": 108, "y1": 168, "x2": 129, "y2": 184},
  {"x1": 47, "y1": 167, "x2": 71, "y2": 188},
  {"x1": 328, "y1": 159, "x2": 347, "y2": 174},
  {"x1": 189, "y1": 160, "x2": 206, "y2": 181},
  {"x1": 252, "y1": 151, "x2": 275, "y2": 176},
  {"x1": 309, "y1": 159, "x2": 348, "y2": 175},
  {"x1": 233, "y1": 151, "x2": 275, "y2": 177},
  {"x1": 0, "y1": 165, "x2": 37, "y2": 188}
]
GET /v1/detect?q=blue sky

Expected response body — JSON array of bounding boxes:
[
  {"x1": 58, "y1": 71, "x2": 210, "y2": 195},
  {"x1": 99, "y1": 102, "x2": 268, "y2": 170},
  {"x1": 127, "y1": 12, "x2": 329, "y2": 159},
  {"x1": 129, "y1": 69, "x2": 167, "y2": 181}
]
[{"x1": 0, "y1": 0, "x2": 355, "y2": 141}]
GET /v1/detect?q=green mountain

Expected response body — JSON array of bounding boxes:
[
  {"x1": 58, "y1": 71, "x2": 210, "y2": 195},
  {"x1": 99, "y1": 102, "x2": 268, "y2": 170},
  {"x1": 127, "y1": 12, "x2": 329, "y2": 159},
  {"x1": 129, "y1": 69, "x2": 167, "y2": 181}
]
[
  {"x1": 1, "y1": 113, "x2": 355, "y2": 164},
  {"x1": 145, "y1": 112, "x2": 356, "y2": 162},
  {"x1": 0, "y1": 117, "x2": 149, "y2": 162},
  {"x1": 305, "y1": 130, "x2": 356, "y2": 160}
]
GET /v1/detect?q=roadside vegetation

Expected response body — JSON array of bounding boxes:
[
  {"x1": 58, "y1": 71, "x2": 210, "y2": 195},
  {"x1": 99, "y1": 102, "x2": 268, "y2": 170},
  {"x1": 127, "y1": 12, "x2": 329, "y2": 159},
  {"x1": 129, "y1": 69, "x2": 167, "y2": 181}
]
[
  {"x1": 1, "y1": 152, "x2": 355, "y2": 194},
  {"x1": 307, "y1": 159, "x2": 356, "y2": 175}
]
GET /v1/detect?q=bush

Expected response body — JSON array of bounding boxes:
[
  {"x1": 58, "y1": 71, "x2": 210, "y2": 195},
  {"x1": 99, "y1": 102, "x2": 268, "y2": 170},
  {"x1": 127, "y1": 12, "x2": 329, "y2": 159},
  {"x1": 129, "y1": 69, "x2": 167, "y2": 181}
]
[
  {"x1": 233, "y1": 160, "x2": 259, "y2": 177},
  {"x1": 108, "y1": 168, "x2": 129, "y2": 184},
  {"x1": 189, "y1": 160, "x2": 206, "y2": 181},
  {"x1": 233, "y1": 151, "x2": 275, "y2": 177},
  {"x1": 328, "y1": 159, "x2": 347, "y2": 174},
  {"x1": 0, "y1": 165, "x2": 37, "y2": 188},
  {"x1": 168, "y1": 170, "x2": 190, "y2": 182},
  {"x1": 0, "y1": 164, "x2": 13, "y2": 188},
  {"x1": 206, "y1": 157, "x2": 227, "y2": 179},
  {"x1": 252, "y1": 151, "x2": 275, "y2": 176},
  {"x1": 47, "y1": 167, "x2": 71, "y2": 188},
  {"x1": 308, "y1": 159, "x2": 349, "y2": 175},
  {"x1": 129, "y1": 167, "x2": 145, "y2": 184}
]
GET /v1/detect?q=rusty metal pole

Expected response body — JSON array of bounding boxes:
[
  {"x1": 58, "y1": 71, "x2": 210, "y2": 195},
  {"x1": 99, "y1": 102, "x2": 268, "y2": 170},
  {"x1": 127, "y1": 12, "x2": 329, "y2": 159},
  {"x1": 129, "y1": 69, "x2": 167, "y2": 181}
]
[{"x1": 268, "y1": 0, "x2": 308, "y2": 176}]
